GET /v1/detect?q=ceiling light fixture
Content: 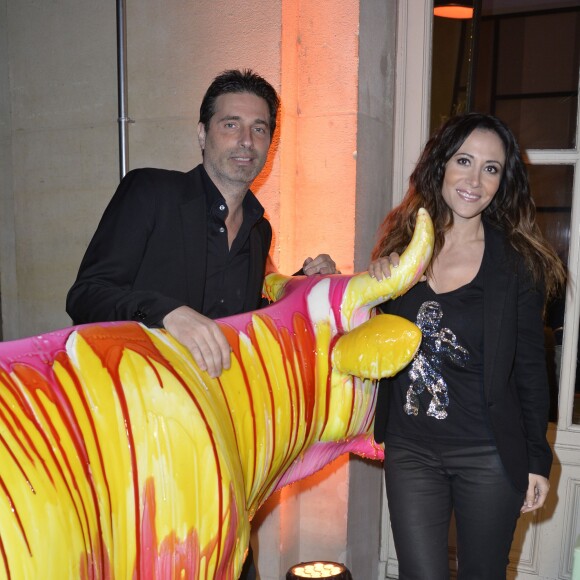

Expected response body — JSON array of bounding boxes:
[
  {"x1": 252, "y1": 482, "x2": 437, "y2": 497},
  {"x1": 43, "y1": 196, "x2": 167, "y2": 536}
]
[{"x1": 434, "y1": 1, "x2": 474, "y2": 19}]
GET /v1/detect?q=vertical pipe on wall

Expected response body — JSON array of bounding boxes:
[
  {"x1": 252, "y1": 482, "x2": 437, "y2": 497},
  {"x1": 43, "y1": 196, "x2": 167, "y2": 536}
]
[{"x1": 116, "y1": 0, "x2": 130, "y2": 180}]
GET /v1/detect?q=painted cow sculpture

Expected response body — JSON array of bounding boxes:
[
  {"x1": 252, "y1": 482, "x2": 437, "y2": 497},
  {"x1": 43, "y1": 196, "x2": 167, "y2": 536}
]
[{"x1": 0, "y1": 209, "x2": 434, "y2": 579}]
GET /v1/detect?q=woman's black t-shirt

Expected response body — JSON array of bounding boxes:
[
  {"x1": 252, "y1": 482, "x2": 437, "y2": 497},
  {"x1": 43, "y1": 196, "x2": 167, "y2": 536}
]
[{"x1": 380, "y1": 250, "x2": 494, "y2": 446}]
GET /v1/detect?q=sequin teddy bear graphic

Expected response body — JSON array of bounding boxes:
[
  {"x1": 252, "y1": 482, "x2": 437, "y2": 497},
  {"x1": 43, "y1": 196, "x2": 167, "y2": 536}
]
[{"x1": 405, "y1": 300, "x2": 469, "y2": 419}]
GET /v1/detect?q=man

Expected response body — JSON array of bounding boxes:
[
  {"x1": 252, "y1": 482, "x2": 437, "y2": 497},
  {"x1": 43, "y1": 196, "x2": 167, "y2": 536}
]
[
  {"x1": 67, "y1": 68, "x2": 336, "y2": 375},
  {"x1": 66, "y1": 69, "x2": 336, "y2": 578}
]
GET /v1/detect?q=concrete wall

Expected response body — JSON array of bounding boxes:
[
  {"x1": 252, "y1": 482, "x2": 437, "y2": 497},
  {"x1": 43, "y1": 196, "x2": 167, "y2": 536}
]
[
  {"x1": 0, "y1": 1, "x2": 284, "y2": 339},
  {"x1": 0, "y1": 0, "x2": 13, "y2": 341},
  {"x1": 2, "y1": 2, "x2": 118, "y2": 338}
]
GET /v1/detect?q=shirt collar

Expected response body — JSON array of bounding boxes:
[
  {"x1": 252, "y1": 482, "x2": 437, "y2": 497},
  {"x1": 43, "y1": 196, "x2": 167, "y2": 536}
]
[{"x1": 200, "y1": 164, "x2": 265, "y2": 225}]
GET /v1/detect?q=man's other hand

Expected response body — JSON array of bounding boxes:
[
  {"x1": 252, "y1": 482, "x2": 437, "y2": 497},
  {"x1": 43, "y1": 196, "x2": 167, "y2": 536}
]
[{"x1": 302, "y1": 254, "x2": 340, "y2": 275}]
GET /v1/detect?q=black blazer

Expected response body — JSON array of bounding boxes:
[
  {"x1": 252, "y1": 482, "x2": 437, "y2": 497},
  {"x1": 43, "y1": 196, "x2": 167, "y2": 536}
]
[
  {"x1": 66, "y1": 165, "x2": 272, "y2": 327},
  {"x1": 374, "y1": 222, "x2": 552, "y2": 491}
]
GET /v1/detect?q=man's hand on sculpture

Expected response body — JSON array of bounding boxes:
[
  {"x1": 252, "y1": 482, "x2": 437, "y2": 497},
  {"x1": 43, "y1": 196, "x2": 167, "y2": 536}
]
[
  {"x1": 302, "y1": 254, "x2": 340, "y2": 275},
  {"x1": 163, "y1": 306, "x2": 231, "y2": 378}
]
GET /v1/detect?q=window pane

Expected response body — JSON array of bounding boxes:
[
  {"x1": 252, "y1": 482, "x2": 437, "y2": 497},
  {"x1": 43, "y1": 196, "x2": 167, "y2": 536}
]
[
  {"x1": 495, "y1": 97, "x2": 577, "y2": 150},
  {"x1": 528, "y1": 164, "x2": 573, "y2": 424},
  {"x1": 430, "y1": 17, "x2": 476, "y2": 131},
  {"x1": 528, "y1": 164, "x2": 573, "y2": 263},
  {"x1": 473, "y1": 6, "x2": 580, "y2": 149}
]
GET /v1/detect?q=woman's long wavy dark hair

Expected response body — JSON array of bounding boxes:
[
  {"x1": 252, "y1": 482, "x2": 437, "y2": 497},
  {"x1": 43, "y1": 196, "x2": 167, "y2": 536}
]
[{"x1": 372, "y1": 113, "x2": 566, "y2": 300}]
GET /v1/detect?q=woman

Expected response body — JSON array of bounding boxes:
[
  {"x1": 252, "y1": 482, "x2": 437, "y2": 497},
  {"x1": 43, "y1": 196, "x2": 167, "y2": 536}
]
[{"x1": 370, "y1": 113, "x2": 565, "y2": 579}]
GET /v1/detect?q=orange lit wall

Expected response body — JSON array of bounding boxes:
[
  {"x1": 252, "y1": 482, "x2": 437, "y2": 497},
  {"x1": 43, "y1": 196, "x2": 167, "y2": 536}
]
[
  {"x1": 280, "y1": 1, "x2": 359, "y2": 564},
  {"x1": 251, "y1": 1, "x2": 361, "y2": 575},
  {"x1": 277, "y1": 1, "x2": 359, "y2": 275}
]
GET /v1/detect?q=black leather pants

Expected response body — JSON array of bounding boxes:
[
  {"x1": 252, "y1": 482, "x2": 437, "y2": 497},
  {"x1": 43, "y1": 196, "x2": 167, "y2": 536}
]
[{"x1": 384, "y1": 436, "x2": 525, "y2": 580}]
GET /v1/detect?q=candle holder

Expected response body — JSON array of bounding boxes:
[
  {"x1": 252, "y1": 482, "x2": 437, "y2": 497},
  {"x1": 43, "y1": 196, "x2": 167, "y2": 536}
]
[{"x1": 286, "y1": 561, "x2": 352, "y2": 579}]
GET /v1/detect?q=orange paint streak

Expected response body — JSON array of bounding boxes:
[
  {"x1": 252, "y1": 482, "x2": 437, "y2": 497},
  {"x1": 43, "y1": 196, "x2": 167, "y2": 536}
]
[{"x1": 219, "y1": 325, "x2": 241, "y2": 359}]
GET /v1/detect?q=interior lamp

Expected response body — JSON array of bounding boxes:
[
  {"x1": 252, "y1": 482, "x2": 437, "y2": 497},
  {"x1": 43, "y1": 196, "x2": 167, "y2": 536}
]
[
  {"x1": 286, "y1": 561, "x2": 352, "y2": 579},
  {"x1": 433, "y1": 1, "x2": 474, "y2": 19}
]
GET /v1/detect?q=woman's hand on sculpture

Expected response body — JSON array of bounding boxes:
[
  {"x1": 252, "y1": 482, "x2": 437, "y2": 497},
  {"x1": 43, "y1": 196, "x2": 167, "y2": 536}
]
[{"x1": 368, "y1": 253, "x2": 401, "y2": 281}]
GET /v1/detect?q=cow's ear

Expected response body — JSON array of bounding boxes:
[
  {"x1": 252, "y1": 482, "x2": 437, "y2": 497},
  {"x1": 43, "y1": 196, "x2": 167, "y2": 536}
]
[
  {"x1": 332, "y1": 314, "x2": 421, "y2": 379},
  {"x1": 263, "y1": 273, "x2": 293, "y2": 302}
]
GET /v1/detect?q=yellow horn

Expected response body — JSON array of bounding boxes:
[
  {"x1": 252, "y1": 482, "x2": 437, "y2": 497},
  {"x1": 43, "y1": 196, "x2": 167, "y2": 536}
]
[
  {"x1": 333, "y1": 314, "x2": 421, "y2": 379},
  {"x1": 341, "y1": 208, "x2": 434, "y2": 327}
]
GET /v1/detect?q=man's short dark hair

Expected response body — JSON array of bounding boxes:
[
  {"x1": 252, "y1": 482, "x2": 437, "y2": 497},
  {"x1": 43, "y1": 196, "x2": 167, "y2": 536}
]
[{"x1": 199, "y1": 69, "x2": 280, "y2": 139}]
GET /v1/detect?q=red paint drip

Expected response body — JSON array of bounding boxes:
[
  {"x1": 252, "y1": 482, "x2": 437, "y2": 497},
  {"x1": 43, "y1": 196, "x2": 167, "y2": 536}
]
[
  {"x1": 328, "y1": 277, "x2": 350, "y2": 334},
  {"x1": 17, "y1": 362, "x2": 104, "y2": 571},
  {"x1": 0, "y1": 526, "x2": 10, "y2": 580},
  {"x1": 53, "y1": 353, "x2": 110, "y2": 573},
  {"x1": 216, "y1": 325, "x2": 245, "y2": 484},
  {"x1": 243, "y1": 323, "x2": 266, "y2": 493},
  {"x1": 6, "y1": 364, "x2": 94, "y2": 567},
  {"x1": 0, "y1": 366, "x2": 55, "y2": 485}
]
